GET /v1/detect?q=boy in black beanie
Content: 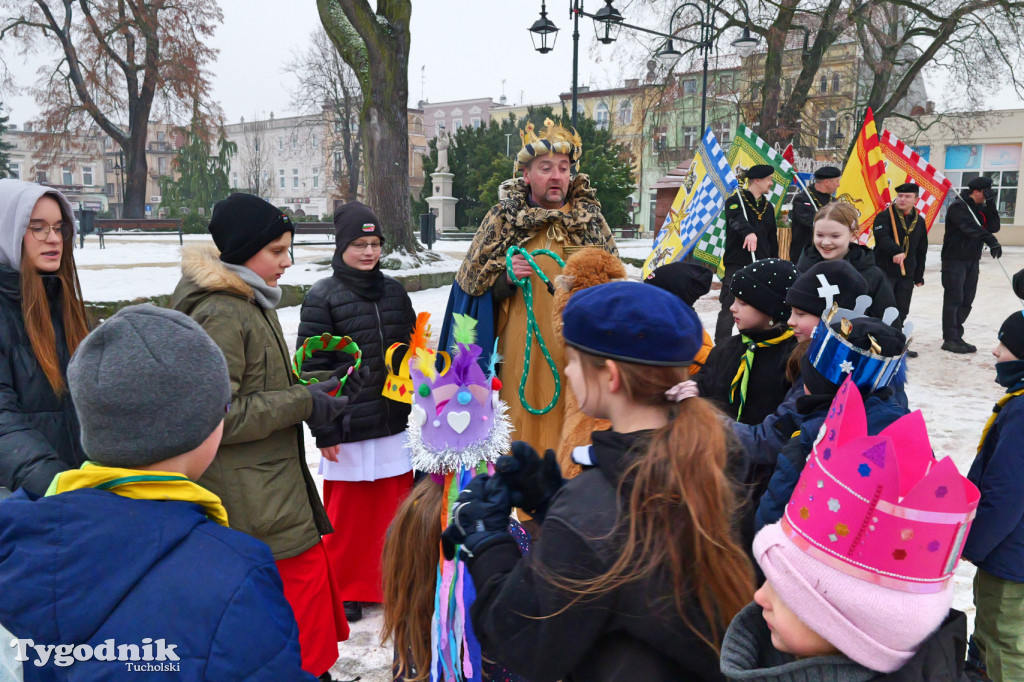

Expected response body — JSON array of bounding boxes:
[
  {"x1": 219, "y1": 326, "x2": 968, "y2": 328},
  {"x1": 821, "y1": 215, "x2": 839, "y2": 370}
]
[{"x1": 963, "y1": 309, "x2": 1024, "y2": 682}]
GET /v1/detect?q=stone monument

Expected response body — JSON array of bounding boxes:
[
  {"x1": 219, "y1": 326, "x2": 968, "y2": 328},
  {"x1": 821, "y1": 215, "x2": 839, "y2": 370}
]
[{"x1": 426, "y1": 127, "x2": 457, "y2": 232}]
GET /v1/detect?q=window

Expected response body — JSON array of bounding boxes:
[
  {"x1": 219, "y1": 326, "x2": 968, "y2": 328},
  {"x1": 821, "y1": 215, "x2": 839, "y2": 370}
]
[
  {"x1": 36, "y1": 171, "x2": 47, "y2": 184},
  {"x1": 943, "y1": 168, "x2": 1018, "y2": 223},
  {"x1": 279, "y1": 169, "x2": 285, "y2": 189},
  {"x1": 157, "y1": 131, "x2": 165, "y2": 143},
  {"x1": 312, "y1": 168, "x2": 320, "y2": 189},
  {"x1": 471, "y1": 117, "x2": 482, "y2": 128},
  {"x1": 9, "y1": 162, "x2": 19, "y2": 180},
  {"x1": 832, "y1": 74, "x2": 841, "y2": 93},
  {"x1": 595, "y1": 102, "x2": 610, "y2": 130},
  {"x1": 820, "y1": 75, "x2": 828, "y2": 93},
  {"x1": 452, "y1": 119, "x2": 463, "y2": 129},
  {"x1": 714, "y1": 123, "x2": 731, "y2": 146},
  {"x1": 653, "y1": 131, "x2": 668, "y2": 152},
  {"x1": 311, "y1": 134, "x2": 318, "y2": 148},
  {"x1": 682, "y1": 79, "x2": 697, "y2": 95},
  {"x1": 334, "y1": 151, "x2": 344, "y2": 176},
  {"x1": 278, "y1": 138, "x2": 284, "y2": 151},
  {"x1": 682, "y1": 126, "x2": 699, "y2": 149},
  {"x1": 61, "y1": 167, "x2": 73, "y2": 185},
  {"x1": 292, "y1": 168, "x2": 299, "y2": 188},
  {"x1": 719, "y1": 73, "x2": 735, "y2": 92},
  {"x1": 291, "y1": 135, "x2": 297, "y2": 151},
  {"x1": 232, "y1": 172, "x2": 238, "y2": 187},
  {"x1": 82, "y1": 165, "x2": 93, "y2": 186},
  {"x1": 618, "y1": 100, "x2": 632, "y2": 125},
  {"x1": 105, "y1": 182, "x2": 115, "y2": 197},
  {"x1": 818, "y1": 109, "x2": 839, "y2": 148},
  {"x1": 158, "y1": 157, "x2": 168, "y2": 175}
]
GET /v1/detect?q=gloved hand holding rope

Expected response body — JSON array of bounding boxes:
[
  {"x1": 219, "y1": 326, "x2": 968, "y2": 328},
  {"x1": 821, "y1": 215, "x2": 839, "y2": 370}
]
[{"x1": 505, "y1": 246, "x2": 565, "y2": 415}]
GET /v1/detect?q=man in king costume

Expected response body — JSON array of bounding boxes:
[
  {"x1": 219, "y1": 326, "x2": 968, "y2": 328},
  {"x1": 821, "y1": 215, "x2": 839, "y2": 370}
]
[{"x1": 440, "y1": 118, "x2": 619, "y2": 451}]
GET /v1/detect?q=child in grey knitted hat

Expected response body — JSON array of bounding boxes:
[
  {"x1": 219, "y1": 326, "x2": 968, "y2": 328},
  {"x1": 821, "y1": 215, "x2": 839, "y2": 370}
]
[{"x1": 0, "y1": 304, "x2": 315, "y2": 678}]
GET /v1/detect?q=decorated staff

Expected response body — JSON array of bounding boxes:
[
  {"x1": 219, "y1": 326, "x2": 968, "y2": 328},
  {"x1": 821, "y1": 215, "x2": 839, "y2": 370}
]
[{"x1": 440, "y1": 117, "x2": 619, "y2": 450}]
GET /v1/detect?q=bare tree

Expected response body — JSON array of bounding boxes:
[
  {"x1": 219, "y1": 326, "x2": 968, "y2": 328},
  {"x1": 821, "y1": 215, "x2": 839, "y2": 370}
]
[
  {"x1": 239, "y1": 115, "x2": 271, "y2": 198},
  {"x1": 0, "y1": 0, "x2": 222, "y2": 217},
  {"x1": 318, "y1": 0, "x2": 416, "y2": 254},
  {"x1": 285, "y1": 27, "x2": 363, "y2": 203}
]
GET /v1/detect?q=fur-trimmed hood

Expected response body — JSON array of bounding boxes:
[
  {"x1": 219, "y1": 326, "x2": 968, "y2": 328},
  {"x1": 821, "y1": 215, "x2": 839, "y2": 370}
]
[{"x1": 174, "y1": 243, "x2": 253, "y2": 312}]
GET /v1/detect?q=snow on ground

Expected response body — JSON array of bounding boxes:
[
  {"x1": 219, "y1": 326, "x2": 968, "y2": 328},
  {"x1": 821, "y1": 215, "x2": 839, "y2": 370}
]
[{"x1": 85, "y1": 237, "x2": 1024, "y2": 677}]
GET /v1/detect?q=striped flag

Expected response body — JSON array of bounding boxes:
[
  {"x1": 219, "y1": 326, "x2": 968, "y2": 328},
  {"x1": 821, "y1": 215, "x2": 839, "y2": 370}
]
[
  {"x1": 836, "y1": 107, "x2": 889, "y2": 246},
  {"x1": 879, "y1": 130, "x2": 953, "y2": 231},
  {"x1": 691, "y1": 125, "x2": 794, "y2": 274},
  {"x1": 642, "y1": 128, "x2": 737, "y2": 279}
]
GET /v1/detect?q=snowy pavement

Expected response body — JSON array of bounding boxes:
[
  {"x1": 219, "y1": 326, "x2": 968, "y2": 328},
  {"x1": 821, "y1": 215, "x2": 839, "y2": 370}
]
[{"x1": 81, "y1": 237, "x2": 1024, "y2": 678}]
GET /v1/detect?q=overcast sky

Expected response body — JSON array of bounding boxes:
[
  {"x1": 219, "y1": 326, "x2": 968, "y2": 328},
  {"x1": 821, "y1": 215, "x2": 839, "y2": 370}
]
[{"x1": 2, "y1": 0, "x2": 1022, "y2": 126}]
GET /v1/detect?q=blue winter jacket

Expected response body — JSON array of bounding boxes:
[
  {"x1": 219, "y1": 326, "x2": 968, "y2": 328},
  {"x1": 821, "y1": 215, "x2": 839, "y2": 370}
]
[
  {"x1": 963, "y1": 378, "x2": 1024, "y2": 582},
  {"x1": 0, "y1": 488, "x2": 315, "y2": 681},
  {"x1": 755, "y1": 390, "x2": 909, "y2": 533},
  {"x1": 732, "y1": 380, "x2": 804, "y2": 468}
]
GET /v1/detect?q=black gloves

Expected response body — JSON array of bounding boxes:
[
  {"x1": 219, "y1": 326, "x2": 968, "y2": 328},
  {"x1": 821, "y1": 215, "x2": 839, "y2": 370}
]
[
  {"x1": 337, "y1": 364, "x2": 370, "y2": 398},
  {"x1": 990, "y1": 242, "x2": 1003, "y2": 259},
  {"x1": 495, "y1": 441, "x2": 564, "y2": 521},
  {"x1": 440, "y1": 474, "x2": 513, "y2": 562},
  {"x1": 305, "y1": 378, "x2": 351, "y2": 428}
]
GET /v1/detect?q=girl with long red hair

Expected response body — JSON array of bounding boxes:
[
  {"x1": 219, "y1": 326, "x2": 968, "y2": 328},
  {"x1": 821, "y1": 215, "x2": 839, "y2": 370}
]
[{"x1": 0, "y1": 179, "x2": 90, "y2": 496}]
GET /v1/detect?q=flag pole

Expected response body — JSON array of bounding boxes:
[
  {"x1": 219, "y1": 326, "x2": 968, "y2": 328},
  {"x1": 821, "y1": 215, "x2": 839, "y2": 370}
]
[{"x1": 887, "y1": 201, "x2": 907, "y2": 276}]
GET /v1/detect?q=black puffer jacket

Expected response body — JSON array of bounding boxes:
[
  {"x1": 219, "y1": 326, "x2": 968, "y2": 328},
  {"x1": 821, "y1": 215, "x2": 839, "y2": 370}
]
[
  {"x1": 797, "y1": 244, "x2": 897, "y2": 319},
  {"x1": 942, "y1": 190, "x2": 1001, "y2": 262},
  {"x1": 0, "y1": 265, "x2": 86, "y2": 495},
  {"x1": 297, "y1": 258, "x2": 415, "y2": 447}
]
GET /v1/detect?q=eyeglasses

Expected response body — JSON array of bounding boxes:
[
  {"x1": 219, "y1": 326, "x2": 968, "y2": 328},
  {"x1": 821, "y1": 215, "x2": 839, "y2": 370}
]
[
  {"x1": 349, "y1": 240, "x2": 382, "y2": 252},
  {"x1": 26, "y1": 220, "x2": 72, "y2": 241}
]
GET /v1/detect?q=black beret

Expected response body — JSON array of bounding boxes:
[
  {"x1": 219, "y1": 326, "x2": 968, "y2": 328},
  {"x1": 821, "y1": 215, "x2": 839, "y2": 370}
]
[
  {"x1": 746, "y1": 164, "x2": 775, "y2": 180},
  {"x1": 785, "y1": 260, "x2": 868, "y2": 318},
  {"x1": 730, "y1": 258, "x2": 798, "y2": 323},
  {"x1": 894, "y1": 183, "x2": 920, "y2": 194},
  {"x1": 646, "y1": 261, "x2": 713, "y2": 307},
  {"x1": 814, "y1": 166, "x2": 842, "y2": 179}
]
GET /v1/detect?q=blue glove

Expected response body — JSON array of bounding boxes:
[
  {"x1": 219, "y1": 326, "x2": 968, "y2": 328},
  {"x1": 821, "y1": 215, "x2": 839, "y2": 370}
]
[
  {"x1": 495, "y1": 441, "x2": 564, "y2": 521},
  {"x1": 440, "y1": 474, "x2": 513, "y2": 562}
]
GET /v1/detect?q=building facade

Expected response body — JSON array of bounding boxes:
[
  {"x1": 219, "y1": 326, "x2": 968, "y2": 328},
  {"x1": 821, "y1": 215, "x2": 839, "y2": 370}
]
[{"x1": 420, "y1": 97, "x2": 497, "y2": 139}]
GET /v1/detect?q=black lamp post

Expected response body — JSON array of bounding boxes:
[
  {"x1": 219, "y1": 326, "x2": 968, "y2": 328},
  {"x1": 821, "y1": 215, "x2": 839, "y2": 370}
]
[
  {"x1": 530, "y1": 1, "x2": 760, "y2": 134},
  {"x1": 113, "y1": 150, "x2": 125, "y2": 218}
]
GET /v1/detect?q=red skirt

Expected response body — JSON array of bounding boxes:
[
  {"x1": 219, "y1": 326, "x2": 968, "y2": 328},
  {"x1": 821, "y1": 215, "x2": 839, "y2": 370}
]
[
  {"x1": 276, "y1": 541, "x2": 349, "y2": 676},
  {"x1": 322, "y1": 473, "x2": 414, "y2": 603}
]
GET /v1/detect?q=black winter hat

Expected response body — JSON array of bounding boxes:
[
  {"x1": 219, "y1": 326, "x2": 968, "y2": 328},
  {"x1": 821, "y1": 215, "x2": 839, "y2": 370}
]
[
  {"x1": 998, "y1": 310, "x2": 1024, "y2": 360},
  {"x1": 208, "y1": 193, "x2": 293, "y2": 265},
  {"x1": 746, "y1": 164, "x2": 775, "y2": 180},
  {"x1": 334, "y1": 201, "x2": 385, "y2": 252},
  {"x1": 646, "y1": 261, "x2": 713, "y2": 307},
  {"x1": 730, "y1": 258, "x2": 798, "y2": 323},
  {"x1": 1013, "y1": 267, "x2": 1024, "y2": 301},
  {"x1": 968, "y1": 176, "x2": 993, "y2": 191},
  {"x1": 785, "y1": 260, "x2": 868, "y2": 318},
  {"x1": 814, "y1": 166, "x2": 841, "y2": 179}
]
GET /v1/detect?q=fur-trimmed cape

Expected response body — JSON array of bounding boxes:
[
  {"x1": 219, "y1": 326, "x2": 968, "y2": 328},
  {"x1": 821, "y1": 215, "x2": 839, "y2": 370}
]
[{"x1": 454, "y1": 174, "x2": 618, "y2": 296}]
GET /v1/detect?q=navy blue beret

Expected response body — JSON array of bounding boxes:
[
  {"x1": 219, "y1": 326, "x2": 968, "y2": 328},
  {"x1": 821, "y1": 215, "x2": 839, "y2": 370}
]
[{"x1": 562, "y1": 281, "x2": 703, "y2": 366}]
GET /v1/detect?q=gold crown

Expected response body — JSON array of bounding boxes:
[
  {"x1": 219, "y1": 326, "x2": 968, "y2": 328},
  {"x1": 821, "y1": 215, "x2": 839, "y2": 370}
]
[
  {"x1": 514, "y1": 118, "x2": 583, "y2": 175},
  {"x1": 383, "y1": 312, "x2": 450, "y2": 403}
]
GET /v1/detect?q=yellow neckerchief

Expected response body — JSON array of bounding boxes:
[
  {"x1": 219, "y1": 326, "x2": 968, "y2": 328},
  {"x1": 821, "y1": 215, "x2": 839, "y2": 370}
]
[
  {"x1": 46, "y1": 462, "x2": 229, "y2": 527},
  {"x1": 977, "y1": 388, "x2": 1024, "y2": 454},
  {"x1": 730, "y1": 328, "x2": 795, "y2": 420}
]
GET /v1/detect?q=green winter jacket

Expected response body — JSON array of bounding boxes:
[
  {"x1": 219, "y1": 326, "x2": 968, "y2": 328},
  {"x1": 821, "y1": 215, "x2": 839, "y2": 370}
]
[{"x1": 171, "y1": 244, "x2": 331, "y2": 559}]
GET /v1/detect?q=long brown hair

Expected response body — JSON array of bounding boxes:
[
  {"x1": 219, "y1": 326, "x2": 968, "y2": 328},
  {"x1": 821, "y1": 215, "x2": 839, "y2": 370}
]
[
  {"x1": 554, "y1": 349, "x2": 755, "y2": 652},
  {"x1": 19, "y1": 214, "x2": 90, "y2": 396},
  {"x1": 382, "y1": 478, "x2": 443, "y2": 681}
]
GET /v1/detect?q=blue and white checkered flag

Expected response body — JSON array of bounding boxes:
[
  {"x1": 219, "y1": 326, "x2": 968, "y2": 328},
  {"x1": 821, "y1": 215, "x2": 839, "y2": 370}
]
[{"x1": 676, "y1": 128, "x2": 737, "y2": 258}]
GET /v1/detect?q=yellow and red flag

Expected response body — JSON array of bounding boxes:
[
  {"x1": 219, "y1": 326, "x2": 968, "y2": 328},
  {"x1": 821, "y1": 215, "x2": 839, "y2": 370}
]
[
  {"x1": 835, "y1": 107, "x2": 889, "y2": 246},
  {"x1": 879, "y1": 130, "x2": 953, "y2": 231}
]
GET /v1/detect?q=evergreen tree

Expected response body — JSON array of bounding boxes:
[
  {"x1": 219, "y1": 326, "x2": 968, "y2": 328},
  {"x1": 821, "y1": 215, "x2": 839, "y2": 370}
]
[
  {"x1": 420, "y1": 107, "x2": 636, "y2": 230},
  {"x1": 160, "y1": 127, "x2": 236, "y2": 230},
  {"x1": 0, "y1": 104, "x2": 13, "y2": 179}
]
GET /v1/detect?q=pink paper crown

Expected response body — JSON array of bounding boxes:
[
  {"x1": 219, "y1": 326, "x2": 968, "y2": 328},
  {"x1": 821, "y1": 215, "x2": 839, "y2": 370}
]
[{"x1": 781, "y1": 377, "x2": 979, "y2": 593}]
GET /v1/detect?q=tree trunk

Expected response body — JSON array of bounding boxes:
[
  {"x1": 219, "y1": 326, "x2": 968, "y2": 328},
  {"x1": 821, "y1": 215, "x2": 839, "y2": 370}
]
[{"x1": 123, "y1": 130, "x2": 150, "y2": 219}]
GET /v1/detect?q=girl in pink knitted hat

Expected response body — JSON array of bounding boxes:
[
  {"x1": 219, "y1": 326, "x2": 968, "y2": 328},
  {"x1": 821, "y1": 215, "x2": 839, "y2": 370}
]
[{"x1": 721, "y1": 377, "x2": 979, "y2": 680}]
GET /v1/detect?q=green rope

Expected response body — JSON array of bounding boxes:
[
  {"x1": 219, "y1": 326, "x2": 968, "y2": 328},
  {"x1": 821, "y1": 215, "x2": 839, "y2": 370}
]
[
  {"x1": 293, "y1": 332, "x2": 362, "y2": 396},
  {"x1": 505, "y1": 246, "x2": 566, "y2": 415}
]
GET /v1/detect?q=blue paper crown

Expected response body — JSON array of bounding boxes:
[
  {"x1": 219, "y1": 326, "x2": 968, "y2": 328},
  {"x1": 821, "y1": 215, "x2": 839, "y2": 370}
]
[{"x1": 805, "y1": 294, "x2": 910, "y2": 391}]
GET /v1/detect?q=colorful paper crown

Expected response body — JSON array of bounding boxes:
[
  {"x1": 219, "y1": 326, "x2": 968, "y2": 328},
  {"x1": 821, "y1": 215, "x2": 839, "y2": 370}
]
[
  {"x1": 406, "y1": 314, "x2": 510, "y2": 473},
  {"x1": 383, "y1": 313, "x2": 450, "y2": 404},
  {"x1": 514, "y1": 118, "x2": 583, "y2": 175},
  {"x1": 806, "y1": 293, "x2": 909, "y2": 391},
  {"x1": 781, "y1": 378, "x2": 979, "y2": 593}
]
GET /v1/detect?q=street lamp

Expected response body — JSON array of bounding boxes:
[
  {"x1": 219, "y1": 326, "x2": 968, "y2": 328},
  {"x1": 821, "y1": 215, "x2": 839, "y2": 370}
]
[
  {"x1": 655, "y1": 39, "x2": 683, "y2": 66},
  {"x1": 592, "y1": 1, "x2": 623, "y2": 44},
  {"x1": 527, "y1": 1, "x2": 559, "y2": 54},
  {"x1": 731, "y1": 27, "x2": 759, "y2": 58}
]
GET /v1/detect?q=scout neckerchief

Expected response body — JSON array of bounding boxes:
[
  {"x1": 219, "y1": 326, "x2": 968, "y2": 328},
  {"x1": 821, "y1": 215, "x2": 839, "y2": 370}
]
[
  {"x1": 893, "y1": 208, "x2": 917, "y2": 253},
  {"x1": 46, "y1": 461, "x2": 229, "y2": 526},
  {"x1": 977, "y1": 388, "x2": 1024, "y2": 454},
  {"x1": 730, "y1": 328, "x2": 795, "y2": 420}
]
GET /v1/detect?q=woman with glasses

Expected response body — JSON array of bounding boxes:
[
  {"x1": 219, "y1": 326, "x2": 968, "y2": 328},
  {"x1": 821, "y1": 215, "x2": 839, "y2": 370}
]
[
  {"x1": 0, "y1": 179, "x2": 90, "y2": 496},
  {"x1": 297, "y1": 201, "x2": 416, "y2": 624}
]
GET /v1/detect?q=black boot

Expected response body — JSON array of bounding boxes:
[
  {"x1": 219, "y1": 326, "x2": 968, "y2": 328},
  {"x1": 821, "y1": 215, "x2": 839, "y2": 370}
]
[{"x1": 343, "y1": 600, "x2": 362, "y2": 622}]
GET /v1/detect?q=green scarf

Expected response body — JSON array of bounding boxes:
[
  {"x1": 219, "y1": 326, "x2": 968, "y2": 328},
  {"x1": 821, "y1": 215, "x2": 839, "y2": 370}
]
[{"x1": 730, "y1": 329, "x2": 795, "y2": 420}]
